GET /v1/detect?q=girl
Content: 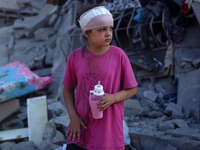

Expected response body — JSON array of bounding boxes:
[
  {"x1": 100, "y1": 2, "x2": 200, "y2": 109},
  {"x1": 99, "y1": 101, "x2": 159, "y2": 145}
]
[{"x1": 63, "y1": 4, "x2": 138, "y2": 150}]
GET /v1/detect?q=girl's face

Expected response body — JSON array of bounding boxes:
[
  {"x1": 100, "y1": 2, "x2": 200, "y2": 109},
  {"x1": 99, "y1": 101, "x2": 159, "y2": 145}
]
[{"x1": 85, "y1": 26, "x2": 113, "y2": 47}]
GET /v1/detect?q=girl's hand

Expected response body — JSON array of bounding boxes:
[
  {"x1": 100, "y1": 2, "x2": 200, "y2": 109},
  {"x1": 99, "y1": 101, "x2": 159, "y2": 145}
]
[
  {"x1": 66, "y1": 114, "x2": 87, "y2": 141},
  {"x1": 98, "y1": 93, "x2": 115, "y2": 111}
]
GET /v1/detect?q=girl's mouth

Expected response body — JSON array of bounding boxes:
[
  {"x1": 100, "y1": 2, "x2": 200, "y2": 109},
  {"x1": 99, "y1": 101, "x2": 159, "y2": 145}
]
[{"x1": 105, "y1": 39, "x2": 111, "y2": 42}]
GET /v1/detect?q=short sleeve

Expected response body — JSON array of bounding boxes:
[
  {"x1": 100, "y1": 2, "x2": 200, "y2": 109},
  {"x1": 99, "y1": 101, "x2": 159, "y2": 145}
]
[
  {"x1": 62, "y1": 53, "x2": 77, "y2": 87},
  {"x1": 121, "y1": 52, "x2": 138, "y2": 89}
]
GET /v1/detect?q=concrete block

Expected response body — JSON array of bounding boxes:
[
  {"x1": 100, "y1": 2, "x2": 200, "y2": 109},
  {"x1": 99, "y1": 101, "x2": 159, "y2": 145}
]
[
  {"x1": 143, "y1": 90, "x2": 158, "y2": 101},
  {"x1": 124, "y1": 99, "x2": 143, "y2": 117},
  {"x1": 164, "y1": 103, "x2": 183, "y2": 118},
  {"x1": 158, "y1": 121, "x2": 175, "y2": 131},
  {"x1": 177, "y1": 68, "x2": 200, "y2": 122}
]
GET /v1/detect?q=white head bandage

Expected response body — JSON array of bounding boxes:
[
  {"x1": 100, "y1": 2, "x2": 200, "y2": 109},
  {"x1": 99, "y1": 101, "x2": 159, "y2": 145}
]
[{"x1": 79, "y1": 6, "x2": 114, "y2": 32}]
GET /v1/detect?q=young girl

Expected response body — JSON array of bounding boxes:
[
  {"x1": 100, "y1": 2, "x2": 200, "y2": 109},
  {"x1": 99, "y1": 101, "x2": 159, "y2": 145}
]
[{"x1": 63, "y1": 4, "x2": 138, "y2": 150}]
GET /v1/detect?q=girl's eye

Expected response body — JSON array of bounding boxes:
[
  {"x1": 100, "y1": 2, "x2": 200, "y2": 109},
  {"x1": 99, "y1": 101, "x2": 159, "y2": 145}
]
[
  {"x1": 99, "y1": 29, "x2": 105, "y2": 31},
  {"x1": 110, "y1": 27, "x2": 113, "y2": 31}
]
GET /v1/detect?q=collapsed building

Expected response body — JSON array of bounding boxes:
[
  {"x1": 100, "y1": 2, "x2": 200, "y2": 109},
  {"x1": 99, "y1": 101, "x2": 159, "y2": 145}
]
[{"x1": 0, "y1": 0, "x2": 200, "y2": 150}]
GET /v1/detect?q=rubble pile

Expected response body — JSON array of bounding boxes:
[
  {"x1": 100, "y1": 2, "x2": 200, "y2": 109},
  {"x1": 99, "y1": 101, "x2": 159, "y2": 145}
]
[{"x1": 0, "y1": 0, "x2": 200, "y2": 150}]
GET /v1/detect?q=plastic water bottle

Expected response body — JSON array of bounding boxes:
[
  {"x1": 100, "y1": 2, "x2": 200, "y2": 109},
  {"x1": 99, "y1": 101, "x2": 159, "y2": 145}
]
[
  {"x1": 93, "y1": 81, "x2": 104, "y2": 101},
  {"x1": 89, "y1": 81, "x2": 104, "y2": 119}
]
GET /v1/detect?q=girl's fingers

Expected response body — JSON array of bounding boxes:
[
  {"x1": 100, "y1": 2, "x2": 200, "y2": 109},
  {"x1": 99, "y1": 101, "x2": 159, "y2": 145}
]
[{"x1": 72, "y1": 130, "x2": 76, "y2": 141}]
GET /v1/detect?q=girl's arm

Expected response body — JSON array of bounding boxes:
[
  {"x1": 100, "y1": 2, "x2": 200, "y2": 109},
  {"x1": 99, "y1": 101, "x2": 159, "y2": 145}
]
[
  {"x1": 98, "y1": 86, "x2": 137, "y2": 111},
  {"x1": 63, "y1": 86, "x2": 87, "y2": 141}
]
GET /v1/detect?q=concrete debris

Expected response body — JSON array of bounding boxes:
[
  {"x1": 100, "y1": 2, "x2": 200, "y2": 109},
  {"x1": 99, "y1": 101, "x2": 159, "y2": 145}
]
[
  {"x1": 164, "y1": 103, "x2": 184, "y2": 119},
  {"x1": 158, "y1": 120, "x2": 175, "y2": 131},
  {"x1": 143, "y1": 90, "x2": 158, "y2": 101},
  {"x1": 0, "y1": 0, "x2": 200, "y2": 150}
]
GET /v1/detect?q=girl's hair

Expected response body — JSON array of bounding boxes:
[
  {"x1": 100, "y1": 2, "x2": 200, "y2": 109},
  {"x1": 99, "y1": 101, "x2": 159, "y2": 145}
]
[{"x1": 75, "y1": 4, "x2": 102, "y2": 28}]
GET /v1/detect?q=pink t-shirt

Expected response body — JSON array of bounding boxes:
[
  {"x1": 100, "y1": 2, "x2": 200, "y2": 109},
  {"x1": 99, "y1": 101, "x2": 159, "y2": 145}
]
[{"x1": 63, "y1": 45, "x2": 138, "y2": 150}]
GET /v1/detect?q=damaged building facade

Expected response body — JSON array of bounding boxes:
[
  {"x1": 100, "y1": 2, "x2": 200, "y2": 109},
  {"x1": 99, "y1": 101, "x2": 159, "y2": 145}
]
[{"x1": 0, "y1": 0, "x2": 200, "y2": 150}]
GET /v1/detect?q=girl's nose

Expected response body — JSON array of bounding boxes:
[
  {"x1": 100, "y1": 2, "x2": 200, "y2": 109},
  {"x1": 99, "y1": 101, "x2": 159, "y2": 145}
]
[{"x1": 106, "y1": 29, "x2": 112, "y2": 36}]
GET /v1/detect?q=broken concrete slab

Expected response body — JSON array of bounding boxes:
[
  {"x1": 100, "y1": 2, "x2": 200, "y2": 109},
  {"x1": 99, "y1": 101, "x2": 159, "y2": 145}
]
[
  {"x1": 12, "y1": 19, "x2": 24, "y2": 29},
  {"x1": 0, "y1": 26, "x2": 12, "y2": 66},
  {"x1": 166, "y1": 127, "x2": 199, "y2": 139},
  {"x1": 23, "y1": 4, "x2": 58, "y2": 37},
  {"x1": 129, "y1": 126, "x2": 200, "y2": 150},
  {"x1": 0, "y1": 0, "x2": 20, "y2": 10},
  {"x1": 164, "y1": 103, "x2": 184, "y2": 119},
  {"x1": 34, "y1": 27, "x2": 55, "y2": 41},
  {"x1": 0, "y1": 99, "x2": 20, "y2": 122},
  {"x1": 143, "y1": 90, "x2": 158, "y2": 101},
  {"x1": 158, "y1": 120, "x2": 175, "y2": 131},
  {"x1": 166, "y1": 144, "x2": 178, "y2": 150},
  {"x1": 28, "y1": 0, "x2": 46, "y2": 10},
  {"x1": 9, "y1": 44, "x2": 46, "y2": 69},
  {"x1": 177, "y1": 68, "x2": 200, "y2": 122},
  {"x1": 192, "y1": 1, "x2": 200, "y2": 25}
]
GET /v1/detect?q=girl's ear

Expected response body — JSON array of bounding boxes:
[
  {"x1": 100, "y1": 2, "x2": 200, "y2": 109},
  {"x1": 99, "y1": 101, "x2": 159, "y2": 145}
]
[{"x1": 84, "y1": 32, "x2": 88, "y2": 38}]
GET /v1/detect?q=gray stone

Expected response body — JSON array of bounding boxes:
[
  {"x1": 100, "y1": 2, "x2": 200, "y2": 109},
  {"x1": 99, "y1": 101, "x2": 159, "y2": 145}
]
[
  {"x1": 177, "y1": 68, "x2": 200, "y2": 122},
  {"x1": 33, "y1": 68, "x2": 52, "y2": 77},
  {"x1": 52, "y1": 114, "x2": 69, "y2": 131},
  {"x1": 0, "y1": 27, "x2": 11, "y2": 67},
  {"x1": 34, "y1": 27, "x2": 55, "y2": 41},
  {"x1": 143, "y1": 90, "x2": 158, "y2": 101},
  {"x1": 1, "y1": 118, "x2": 24, "y2": 130},
  {"x1": 16, "y1": 141, "x2": 37, "y2": 150},
  {"x1": 48, "y1": 101, "x2": 66, "y2": 118},
  {"x1": 29, "y1": 0, "x2": 46, "y2": 10},
  {"x1": 48, "y1": 13, "x2": 58, "y2": 26},
  {"x1": 9, "y1": 44, "x2": 46, "y2": 68},
  {"x1": 124, "y1": 99, "x2": 143, "y2": 117},
  {"x1": 0, "y1": 0, "x2": 21, "y2": 10},
  {"x1": 53, "y1": 16, "x2": 63, "y2": 32},
  {"x1": 166, "y1": 144, "x2": 177, "y2": 150},
  {"x1": 164, "y1": 103, "x2": 183, "y2": 119},
  {"x1": 0, "y1": 142, "x2": 16, "y2": 150},
  {"x1": 45, "y1": 47, "x2": 55, "y2": 66},
  {"x1": 159, "y1": 121, "x2": 175, "y2": 131},
  {"x1": 12, "y1": 29, "x2": 25, "y2": 39},
  {"x1": 23, "y1": 4, "x2": 58, "y2": 37},
  {"x1": 40, "y1": 121, "x2": 65, "y2": 150},
  {"x1": 172, "y1": 119, "x2": 189, "y2": 128},
  {"x1": 166, "y1": 127, "x2": 199, "y2": 138},
  {"x1": 148, "y1": 111, "x2": 164, "y2": 118},
  {"x1": 7, "y1": 36, "x2": 15, "y2": 50},
  {"x1": 13, "y1": 19, "x2": 24, "y2": 29}
]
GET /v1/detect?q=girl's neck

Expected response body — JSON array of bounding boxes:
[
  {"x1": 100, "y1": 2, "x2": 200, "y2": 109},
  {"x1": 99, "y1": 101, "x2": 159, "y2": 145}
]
[{"x1": 86, "y1": 45, "x2": 110, "y2": 54}]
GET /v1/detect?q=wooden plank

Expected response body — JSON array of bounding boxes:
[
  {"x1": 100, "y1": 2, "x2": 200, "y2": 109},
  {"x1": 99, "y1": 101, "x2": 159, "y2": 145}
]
[
  {"x1": 0, "y1": 99, "x2": 20, "y2": 122},
  {"x1": 27, "y1": 95, "x2": 48, "y2": 147},
  {"x1": 192, "y1": 1, "x2": 200, "y2": 25},
  {"x1": 0, "y1": 128, "x2": 28, "y2": 141}
]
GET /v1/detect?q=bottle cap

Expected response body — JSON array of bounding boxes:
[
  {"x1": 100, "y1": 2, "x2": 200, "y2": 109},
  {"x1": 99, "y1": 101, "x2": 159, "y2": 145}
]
[{"x1": 93, "y1": 81, "x2": 104, "y2": 96}]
